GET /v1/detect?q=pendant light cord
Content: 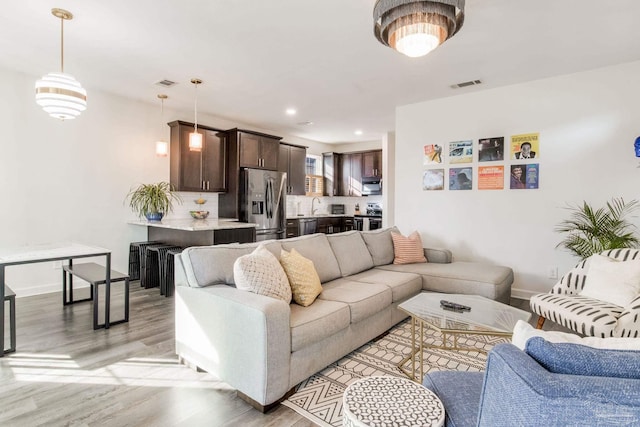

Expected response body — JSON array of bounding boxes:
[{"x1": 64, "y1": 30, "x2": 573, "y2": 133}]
[
  {"x1": 194, "y1": 82, "x2": 198, "y2": 133},
  {"x1": 60, "y1": 15, "x2": 64, "y2": 73}
]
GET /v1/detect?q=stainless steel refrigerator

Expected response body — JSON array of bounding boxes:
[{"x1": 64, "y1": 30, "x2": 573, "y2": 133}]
[{"x1": 239, "y1": 168, "x2": 287, "y2": 241}]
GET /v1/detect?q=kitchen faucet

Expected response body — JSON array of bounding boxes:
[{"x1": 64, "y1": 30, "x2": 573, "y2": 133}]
[{"x1": 311, "y1": 197, "x2": 321, "y2": 215}]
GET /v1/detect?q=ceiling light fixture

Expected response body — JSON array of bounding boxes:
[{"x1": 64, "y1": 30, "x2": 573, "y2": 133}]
[
  {"x1": 355, "y1": 130, "x2": 363, "y2": 136},
  {"x1": 156, "y1": 94, "x2": 169, "y2": 157},
  {"x1": 35, "y1": 8, "x2": 87, "y2": 120},
  {"x1": 286, "y1": 108, "x2": 297, "y2": 116},
  {"x1": 373, "y1": 0, "x2": 465, "y2": 58},
  {"x1": 189, "y1": 78, "x2": 203, "y2": 152}
]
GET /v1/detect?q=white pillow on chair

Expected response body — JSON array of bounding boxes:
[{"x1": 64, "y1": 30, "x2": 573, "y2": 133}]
[{"x1": 579, "y1": 254, "x2": 640, "y2": 307}]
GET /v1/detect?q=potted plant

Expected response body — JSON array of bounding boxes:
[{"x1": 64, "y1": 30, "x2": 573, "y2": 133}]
[
  {"x1": 555, "y1": 197, "x2": 639, "y2": 259},
  {"x1": 126, "y1": 182, "x2": 182, "y2": 221}
]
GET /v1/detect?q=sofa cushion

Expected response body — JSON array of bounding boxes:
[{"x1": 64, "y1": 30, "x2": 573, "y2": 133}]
[
  {"x1": 181, "y1": 241, "x2": 282, "y2": 287},
  {"x1": 376, "y1": 261, "x2": 513, "y2": 302},
  {"x1": 391, "y1": 231, "x2": 427, "y2": 264},
  {"x1": 361, "y1": 226, "x2": 399, "y2": 266},
  {"x1": 580, "y1": 254, "x2": 640, "y2": 307},
  {"x1": 233, "y1": 245, "x2": 292, "y2": 303},
  {"x1": 327, "y1": 231, "x2": 374, "y2": 276},
  {"x1": 281, "y1": 234, "x2": 342, "y2": 283},
  {"x1": 348, "y1": 269, "x2": 422, "y2": 302},
  {"x1": 280, "y1": 248, "x2": 323, "y2": 307},
  {"x1": 525, "y1": 337, "x2": 640, "y2": 379},
  {"x1": 290, "y1": 299, "x2": 350, "y2": 352},
  {"x1": 318, "y1": 278, "x2": 392, "y2": 323},
  {"x1": 512, "y1": 320, "x2": 640, "y2": 351}
]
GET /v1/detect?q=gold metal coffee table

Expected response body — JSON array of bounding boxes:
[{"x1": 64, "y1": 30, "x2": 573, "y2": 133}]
[{"x1": 397, "y1": 293, "x2": 531, "y2": 381}]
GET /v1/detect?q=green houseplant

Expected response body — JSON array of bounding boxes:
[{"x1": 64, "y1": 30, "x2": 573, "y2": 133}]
[
  {"x1": 555, "y1": 197, "x2": 640, "y2": 259},
  {"x1": 126, "y1": 182, "x2": 182, "y2": 221}
]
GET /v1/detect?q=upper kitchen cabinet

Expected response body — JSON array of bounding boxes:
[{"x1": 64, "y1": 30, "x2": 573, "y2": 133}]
[
  {"x1": 322, "y1": 152, "x2": 341, "y2": 196},
  {"x1": 230, "y1": 129, "x2": 282, "y2": 170},
  {"x1": 340, "y1": 152, "x2": 363, "y2": 196},
  {"x1": 362, "y1": 150, "x2": 383, "y2": 178},
  {"x1": 278, "y1": 143, "x2": 307, "y2": 195},
  {"x1": 169, "y1": 121, "x2": 227, "y2": 193}
]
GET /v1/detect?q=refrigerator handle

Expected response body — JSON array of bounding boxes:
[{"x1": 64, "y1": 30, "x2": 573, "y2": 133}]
[{"x1": 266, "y1": 179, "x2": 273, "y2": 218}]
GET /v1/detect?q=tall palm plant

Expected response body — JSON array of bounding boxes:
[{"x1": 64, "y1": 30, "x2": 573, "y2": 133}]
[{"x1": 555, "y1": 198, "x2": 640, "y2": 259}]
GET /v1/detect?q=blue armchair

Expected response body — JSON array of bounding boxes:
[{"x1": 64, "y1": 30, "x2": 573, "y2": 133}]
[{"x1": 423, "y1": 340, "x2": 640, "y2": 427}]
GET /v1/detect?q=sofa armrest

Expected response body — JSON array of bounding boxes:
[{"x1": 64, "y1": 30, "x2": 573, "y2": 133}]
[
  {"x1": 424, "y1": 247, "x2": 452, "y2": 264},
  {"x1": 477, "y1": 343, "x2": 640, "y2": 426},
  {"x1": 615, "y1": 294, "x2": 640, "y2": 336},
  {"x1": 175, "y1": 283, "x2": 291, "y2": 407}
]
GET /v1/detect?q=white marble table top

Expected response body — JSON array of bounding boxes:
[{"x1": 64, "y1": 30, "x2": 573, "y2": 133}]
[{"x1": 127, "y1": 218, "x2": 258, "y2": 231}]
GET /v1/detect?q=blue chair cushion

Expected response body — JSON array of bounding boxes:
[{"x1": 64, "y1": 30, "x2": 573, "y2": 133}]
[
  {"x1": 423, "y1": 371, "x2": 483, "y2": 427},
  {"x1": 525, "y1": 336, "x2": 640, "y2": 379}
]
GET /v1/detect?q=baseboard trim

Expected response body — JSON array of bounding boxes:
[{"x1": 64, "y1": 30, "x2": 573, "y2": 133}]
[{"x1": 511, "y1": 288, "x2": 539, "y2": 301}]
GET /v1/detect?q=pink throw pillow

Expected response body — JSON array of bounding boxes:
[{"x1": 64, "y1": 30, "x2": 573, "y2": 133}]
[{"x1": 391, "y1": 231, "x2": 427, "y2": 265}]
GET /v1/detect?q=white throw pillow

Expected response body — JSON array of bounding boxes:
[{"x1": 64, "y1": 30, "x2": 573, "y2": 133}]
[
  {"x1": 579, "y1": 254, "x2": 640, "y2": 307},
  {"x1": 233, "y1": 245, "x2": 292, "y2": 303},
  {"x1": 511, "y1": 320, "x2": 640, "y2": 351}
]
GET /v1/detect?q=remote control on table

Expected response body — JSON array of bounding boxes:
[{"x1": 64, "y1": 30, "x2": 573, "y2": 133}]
[{"x1": 440, "y1": 300, "x2": 472, "y2": 312}]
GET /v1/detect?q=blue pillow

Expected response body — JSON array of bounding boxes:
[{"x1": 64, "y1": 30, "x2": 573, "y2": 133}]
[{"x1": 525, "y1": 337, "x2": 640, "y2": 379}]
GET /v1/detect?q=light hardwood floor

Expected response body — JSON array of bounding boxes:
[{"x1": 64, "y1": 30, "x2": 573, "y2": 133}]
[
  {"x1": 1, "y1": 284, "x2": 548, "y2": 427},
  {"x1": 1, "y1": 284, "x2": 312, "y2": 427}
]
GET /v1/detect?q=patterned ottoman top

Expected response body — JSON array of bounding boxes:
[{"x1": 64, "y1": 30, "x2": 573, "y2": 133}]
[{"x1": 342, "y1": 376, "x2": 445, "y2": 427}]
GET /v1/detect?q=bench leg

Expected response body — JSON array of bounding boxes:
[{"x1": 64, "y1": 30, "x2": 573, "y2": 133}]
[{"x1": 536, "y1": 316, "x2": 545, "y2": 330}]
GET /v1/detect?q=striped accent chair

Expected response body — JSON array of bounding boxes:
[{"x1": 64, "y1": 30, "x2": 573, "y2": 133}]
[{"x1": 530, "y1": 248, "x2": 640, "y2": 338}]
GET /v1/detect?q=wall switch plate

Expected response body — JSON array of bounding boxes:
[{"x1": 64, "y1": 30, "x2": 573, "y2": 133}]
[{"x1": 548, "y1": 266, "x2": 558, "y2": 279}]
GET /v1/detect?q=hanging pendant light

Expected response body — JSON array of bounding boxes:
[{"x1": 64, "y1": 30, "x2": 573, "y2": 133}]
[
  {"x1": 189, "y1": 78, "x2": 203, "y2": 152},
  {"x1": 156, "y1": 94, "x2": 169, "y2": 157},
  {"x1": 35, "y1": 8, "x2": 87, "y2": 120}
]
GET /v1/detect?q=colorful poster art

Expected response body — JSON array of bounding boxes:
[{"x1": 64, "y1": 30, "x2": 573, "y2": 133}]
[
  {"x1": 449, "y1": 167, "x2": 473, "y2": 190},
  {"x1": 478, "y1": 137, "x2": 504, "y2": 162},
  {"x1": 423, "y1": 169, "x2": 444, "y2": 190},
  {"x1": 423, "y1": 144, "x2": 443, "y2": 165},
  {"x1": 510, "y1": 164, "x2": 539, "y2": 189},
  {"x1": 448, "y1": 140, "x2": 473, "y2": 164},
  {"x1": 510, "y1": 132, "x2": 539, "y2": 159},
  {"x1": 478, "y1": 166, "x2": 504, "y2": 190}
]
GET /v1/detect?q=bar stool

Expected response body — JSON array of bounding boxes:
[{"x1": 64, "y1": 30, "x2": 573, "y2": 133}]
[
  {"x1": 165, "y1": 249, "x2": 184, "y2": 297},
  {"x1": 4, "y1": 285, "x2": 16, "y2": 354},
  {"x1": 154, "y1": 246, "x2": 183, "y2": 296},
  {"x1": 128, "y1": 241, "x2": 161, "y2": 281},
  {"x1": 143, "y1": 244, "x2": 179, "y2": 289}
]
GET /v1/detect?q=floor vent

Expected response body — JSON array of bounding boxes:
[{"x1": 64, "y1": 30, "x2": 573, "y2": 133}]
[{"x1": 451, "y1": 79, "x2": 482, "y2": 89}]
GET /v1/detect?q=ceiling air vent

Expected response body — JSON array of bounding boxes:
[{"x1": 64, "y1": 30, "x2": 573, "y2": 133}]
[
  {"x1": 155, "y1": 79, "x2": 177, "y2": 87},
  {"x1": 451, "y1": 79, "x2": 482, "y2": 89}
]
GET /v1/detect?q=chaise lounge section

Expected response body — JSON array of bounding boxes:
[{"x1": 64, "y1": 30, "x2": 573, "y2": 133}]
[{"x1": 174, "y1": 227, "x2": 514, "y2": 409}]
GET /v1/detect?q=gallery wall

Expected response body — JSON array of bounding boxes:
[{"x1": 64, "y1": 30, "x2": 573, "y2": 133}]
[
  {"x1": 394, "y1": 60, "x2": 640, "y2": 298},
  {"x1": 0, "y1": 67, "x2": 341, "y2": 296}
]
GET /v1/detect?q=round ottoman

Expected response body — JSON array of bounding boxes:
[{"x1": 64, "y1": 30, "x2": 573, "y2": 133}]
[{"x1": 342, "y1": 376, "x2": 445, "y2": 427}]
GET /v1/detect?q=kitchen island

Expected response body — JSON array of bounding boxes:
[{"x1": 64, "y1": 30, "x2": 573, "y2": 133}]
[{"x1": 128, "y1": 218, "x2": 257, "y2": 247}]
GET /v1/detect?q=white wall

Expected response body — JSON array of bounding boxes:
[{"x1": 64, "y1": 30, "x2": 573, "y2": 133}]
[
  {"x1": 394, "y1": 61, "x2": 640, "y2": 299},
  {"x1": 0, "y1": 67, "x2": 330, "y2": 296}
]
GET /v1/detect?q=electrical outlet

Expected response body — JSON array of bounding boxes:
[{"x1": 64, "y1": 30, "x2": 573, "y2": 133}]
[
  {"x1": 53, "y1": 261, "x2": 63, "y2": 269},
  {"x1": 548, "y1": 266, "x2": 558, "y2": 279}
]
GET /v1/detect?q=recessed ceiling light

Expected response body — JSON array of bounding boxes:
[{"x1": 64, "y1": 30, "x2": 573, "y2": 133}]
[
  {"x1": 286, "y1": 108, "x2": 297, "y2": 115},
  {"x1": 297, "y1": 121, "x2": 313, "y2": 126},
  {"x1": 354, "y1": 130, "x2": 363, "y2": 135}
]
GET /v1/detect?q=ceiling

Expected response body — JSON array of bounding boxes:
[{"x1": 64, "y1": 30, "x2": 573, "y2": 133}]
[{"x1": 3, "y1": 0, "x2": 640, "y2": 144}]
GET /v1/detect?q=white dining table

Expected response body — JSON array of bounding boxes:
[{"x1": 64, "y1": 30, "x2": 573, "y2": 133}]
[{"x1": 0, "y1": 242, "x2": 113, "y2": 356}]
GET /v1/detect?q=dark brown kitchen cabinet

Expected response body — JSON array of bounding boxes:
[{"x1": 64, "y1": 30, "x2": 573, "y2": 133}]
[
  {"x1": 169, "y1": 121, "x2": 227, "y2": 193},
  {"x1": 285, "y1": 218, "x2": 299, "y2": 238},
  {"x1": 342, "y1": 217, "x2": 354, "y2": 231},
  {"x1": 362, "y1": 150, "x2": 383, "y2": 178},
  {"x1": 317, "y1": 217, "x2": 342, "y2": 234},
  {"x1": 234, "y1": 129, "x2": 281, "y2": 170},
  {"x1": 340, "y1": 152, "x2": 362, "y2": 196},
  {"x1": 278, "y1": 143, "x2": 307, "y2": 195},
  {"x1": 323, "y1": 152, "x2": 341, "y2": 196}
]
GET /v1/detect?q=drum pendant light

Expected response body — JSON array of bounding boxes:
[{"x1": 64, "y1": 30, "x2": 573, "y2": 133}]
[
  {"x1": 35, "y1": 8, "x2": 87, "y2": 119},
  {"x1": 189, "y1": 78, "x2": 203, "y2": 152},
  {"x1": 156, "y1": 94, "x2": 169, "y2": 157}
]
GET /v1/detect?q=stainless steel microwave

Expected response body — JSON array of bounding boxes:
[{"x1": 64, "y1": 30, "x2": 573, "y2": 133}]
[{"x1": 362, "y1": 178, "x2": 382, "y2": 195}]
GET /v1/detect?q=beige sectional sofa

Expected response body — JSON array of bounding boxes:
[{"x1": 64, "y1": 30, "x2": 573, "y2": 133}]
[{"x1": 174, "y1": 227, "x2": 513, "y2": 410}]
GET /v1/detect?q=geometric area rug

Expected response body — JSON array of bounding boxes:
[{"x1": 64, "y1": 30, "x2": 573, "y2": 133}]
[{"x1": 282, "y1": 318, "x2": 509, "y2": 427}]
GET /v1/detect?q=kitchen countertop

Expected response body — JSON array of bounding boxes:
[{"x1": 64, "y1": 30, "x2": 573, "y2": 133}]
[
  {"x1": 286, "y1": 214, "x2": 354, "y2": 220},
  {"x1": 128, "y1": 218, "x2": 257, "y2": 231}
]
